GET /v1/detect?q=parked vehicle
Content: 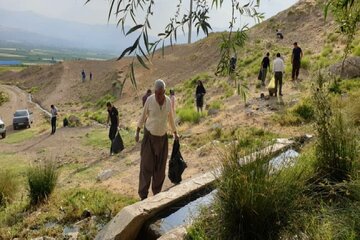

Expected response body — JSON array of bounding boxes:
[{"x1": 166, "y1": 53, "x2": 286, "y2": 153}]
[
  {"x1": 0, "y1": 118, "x2": 6, "y2": 138},
  {"x1": 13, "y1": 109, "x2": 33, "y2": 130}
]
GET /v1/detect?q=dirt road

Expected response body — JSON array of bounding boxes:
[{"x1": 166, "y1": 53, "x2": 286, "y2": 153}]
[{"x1": 0, "y1": 84, "x2": 49, "y2": 135}]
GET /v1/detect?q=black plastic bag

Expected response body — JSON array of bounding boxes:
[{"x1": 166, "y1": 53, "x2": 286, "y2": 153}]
[
  {"x1": 112, "y1": 131, "x2": 124, "y2": 154},
  {"x1": 168, "y1": 139, "x2": 187, "y2": 184}
]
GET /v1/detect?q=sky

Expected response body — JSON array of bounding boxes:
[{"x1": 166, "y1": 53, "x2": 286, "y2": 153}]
[{"x1": 0, "y1": 0, "x2": 299, "y2": 34}]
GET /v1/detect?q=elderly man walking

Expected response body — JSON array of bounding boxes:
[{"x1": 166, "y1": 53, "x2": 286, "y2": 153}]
[{"x1": 135, "y1": 79, "x2": 178, "y2": 200}]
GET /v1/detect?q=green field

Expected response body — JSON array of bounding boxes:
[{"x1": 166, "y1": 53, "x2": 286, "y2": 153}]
[{"x1": 0, "y1": 45, "x2": 116, "y2": 65}]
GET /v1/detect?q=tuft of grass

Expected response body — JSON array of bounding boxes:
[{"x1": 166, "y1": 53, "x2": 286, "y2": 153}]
[
  {"x1": 95, "y1": 94, "x2": 116, "y2": 108},
  {"x1": 27, "y1": 86, "x2": 39, "y2": 94},
  {"x1": 177, "y1": 108, "x2": 202, "y2": 124},
  {"x1": 187, "y1": 142, "x2": 309, "y2": 240},
  {"x1": 353, "y1": 45, "x2": 360, "y2": 56},
  {"x1": 27, "y1": 161, "x2": 58, "y2": 205},
  {"x1": 0, "y1": 91, "x2": 9, "y2": 106},
  {"x1": 301, "y1": 56, "x2": 311, "y2": 70},
  {"x1": 292, "y1": 98, "x2": 315, "y2": 122},
  {"x1": 276, "y1": 98, "x2": 315, "y2": 126},
  {"x1": 209, "y1": 100, "x2": 223, "y2": 110},
  {"x1": 321, "y1": 46, "x2": 333, "y2": 58},
  {"x1": 327, "y1": 32, "x2": 338, "y2": 43},
  {"x1": 312, "y1": 73, "x2": 358, "y2": 193},
  {"x1": 0, "y1": 171, "x2": 18, "y2": 206},
  {"x1": 89, "y1": 110, "x2": 107, "y2": 124}
]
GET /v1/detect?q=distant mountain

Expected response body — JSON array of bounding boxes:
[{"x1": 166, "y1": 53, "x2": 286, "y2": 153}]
[{"x1": 0, "y1": 8, "x2": 140, "y2": 54}]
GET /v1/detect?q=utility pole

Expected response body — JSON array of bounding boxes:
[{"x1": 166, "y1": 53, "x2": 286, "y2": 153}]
[{"x1": 188, "y1": 0, "x2": 193, "y2": 44}]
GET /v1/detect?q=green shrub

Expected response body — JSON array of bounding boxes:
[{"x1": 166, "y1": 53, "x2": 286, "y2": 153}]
[
  {"x1": 0, "y1": 171, "x2": 18, "y2": 206},
  {"x1": 209, "y1": 100, "x2": 222, "y2": 110},
  {"x1": 0, "y1": 91, "x2": 9, "y2": 106},
  {"x1": 95, "y1": 94, "x2": 116, "y2": 108},
  {"x1": 301, "y1": 57, "x2": 311, "y2": 70},
  {"x1": 89, "y1": 110, "x2": 107, "y2": 124},
  {"x1": 329, "y1": 80, "x2": 342, "y2": 94},
  {"x1": 340, "y1": 78, "x2": 360, "y2": 92},
  {"x1": 27, "y1": 162, "x2": 58, "y2": 205},
  {"x1": 321, "y1": 46, "x2": 333, "y2": 57},
  {"x1": 312, "y1": 73, "x2": 358, "y2": 187},
  {"x1": 177, "y1": 108, "x2": 201, "y2": 124},
  {"x1": 187, "y1": 143, "x2": 308, "y2": 239},
  {"x1": 353, "y1": 45, "x2": 360, "y2": 56},
  {"x1": 277, "y1": 99, "x2": 315, "y2": 126},
  {"x1": 292, "y1": 99, "x2": 314, "y2": 122},
  {"x1": 327, "y1": 32, "x2": 338, "y2": 43}
]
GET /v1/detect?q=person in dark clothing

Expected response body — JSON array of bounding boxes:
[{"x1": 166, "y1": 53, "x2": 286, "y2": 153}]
[
  {"x1": 142, "y1": 89, "x2": 152, "y2": 107},
  {"x1": 261, "y1": 52, "x2": 270, "y2": 86},
  {"x1": 90, "y1": 72, "x2": 93, "y2": 80},
  {"x1": 50, "y1": 105, "x2": 58, "y2": 134},
  {"x1": 291, "y1": 42, "x2": 303, "y2": 81},
  {"x1": 195, "y1": 80, "x2": 206, "y2": 112},
  {"x1": 107, "y1": 102, "x2": 119, "y2": 155},
  {"x1": 229, "y1": 56, "x2": 237, "y2": 73},
  {"x1": 81, "y1": 70, "x2": 86, "y2": 82},
  {"x1": 276, "y1": 29, "x2": 284, "y2": 39}
]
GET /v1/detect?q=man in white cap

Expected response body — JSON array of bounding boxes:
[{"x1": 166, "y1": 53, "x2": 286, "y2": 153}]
[{"x1": 135, "y1": 79, "x2": 179, "y2": 200}]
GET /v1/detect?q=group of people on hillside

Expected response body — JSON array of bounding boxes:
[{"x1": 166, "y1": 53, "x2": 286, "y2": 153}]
[
  {"x1": 260, "y1": 42, "x2": 303, "y2": 96},
  {"x1": 47, "y1": 42, "x2": 303, "y2": 202},
  {"x1": 81, "y1": 69, "x2": 93, "y2": 82}
]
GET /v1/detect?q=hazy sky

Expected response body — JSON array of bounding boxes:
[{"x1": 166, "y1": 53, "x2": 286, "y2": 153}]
[{"x1": 0, "y1": 0, "x2": 298, "y2": 33}]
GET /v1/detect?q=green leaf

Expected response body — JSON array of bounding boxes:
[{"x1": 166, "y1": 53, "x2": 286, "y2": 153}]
[
  {"x1": 126, "y1": 24, "x2": 144, "y2": 36},
  {"x1": 136, "y1": 54, "x2": 149, "y2": 69},
  {"x1": 129, "y1": 62, "x2": 137, "y2": 89}
]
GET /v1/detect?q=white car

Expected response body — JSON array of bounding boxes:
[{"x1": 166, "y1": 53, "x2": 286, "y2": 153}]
[{"x1": 0, "y1": 118, "x2": 6, "y2": 138}]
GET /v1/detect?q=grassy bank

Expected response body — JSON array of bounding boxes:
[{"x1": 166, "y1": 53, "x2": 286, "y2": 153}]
[{"x1": 186, "y1": 73, "x2": 360, "y2": 239}]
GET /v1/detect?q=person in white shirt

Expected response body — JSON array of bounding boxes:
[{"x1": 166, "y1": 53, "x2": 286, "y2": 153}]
[
  {"x1": 50, "y1": 105, "x2": 58, "y2": 134},
  {"x1": 135, "y1": 79, "x2": 179, "y2": 200},
  {"x1": 273, "y1": 53, "x2": 285, "y2": 96}
]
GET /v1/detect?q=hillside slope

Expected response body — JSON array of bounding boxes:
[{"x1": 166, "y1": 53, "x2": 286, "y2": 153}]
[{"x1": 0, "y1": 0, "x2": 341, "y2": 108}]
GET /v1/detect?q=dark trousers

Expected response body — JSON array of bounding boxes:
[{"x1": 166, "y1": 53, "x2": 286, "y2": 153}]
[
  {"x1": 139, "y1": 128, "x2": 168, "y2": 200},
  {"x1": 261, "y1": 67, "x2": 268, "y2": 84},
  {"x1": 274, "y1": 72, "x2": 283, "y2": 96},
  {"x1": 109, "y1": 125, "x2": 117, "y2": 153},
  {"x1": 292, "y1": 60, "x2": 301, "y2": 80},
  {"x1": 51, "y1": 117, "x2": 56, "y2": 134}
]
